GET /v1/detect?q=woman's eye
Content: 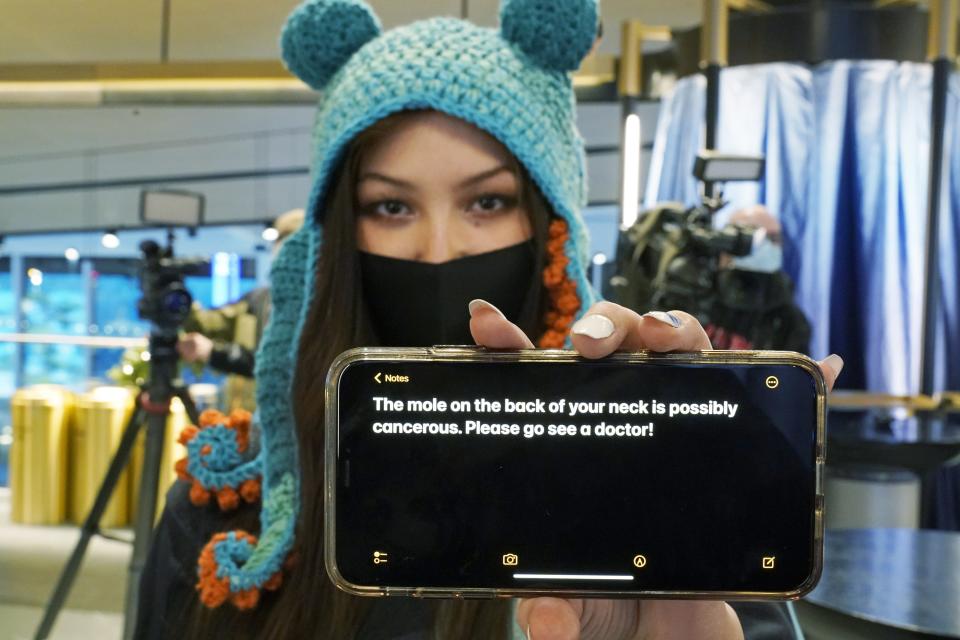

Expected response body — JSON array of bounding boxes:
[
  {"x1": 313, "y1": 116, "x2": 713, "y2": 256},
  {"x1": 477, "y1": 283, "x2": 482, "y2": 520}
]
[
  {"x1": 471, "y1": 195, "x2": 515, "y2": 214},
  {"x1": 370, "y1": 200, "x2": 410, "y2": 217}
]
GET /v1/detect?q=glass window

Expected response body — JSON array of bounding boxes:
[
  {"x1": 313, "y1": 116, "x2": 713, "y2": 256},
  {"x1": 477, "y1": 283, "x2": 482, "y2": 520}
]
[
  {"x1": 185, "y1": 275, "x2": 215, "y2": 309},
  {"x1": 185, "y1": 256, "x2": 259, "y2": 308},
  {"x1": 21, "y1": 257, "x2": 86, "y2": 388},
  {"x1": 0, "y1": 256, "x2": 13, "y2": 393},
  {"x1": 0, "y1": 229, "x2": 265, "y2": 487},
  {"x1": 0, "y1": 257, "x2": 12, "y2": 486},
  {"x1": 90, "y1": 258, "x2": 150, "y2": 381},
  {"x1": 238, "y1": 258, "x2": 259, "y2": 299}
]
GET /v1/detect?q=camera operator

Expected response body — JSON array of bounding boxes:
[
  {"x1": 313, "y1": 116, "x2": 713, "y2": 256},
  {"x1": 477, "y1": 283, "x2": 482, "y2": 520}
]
[
  {"x1": 611, "y1": 150, "x2": 811, "y2": 353},
  {"x1": 707, "y1": 205, "x2": 811, "y2": 352},
  {"x1": 176, "y1": 209, "x2": 304, "y2": 411}
]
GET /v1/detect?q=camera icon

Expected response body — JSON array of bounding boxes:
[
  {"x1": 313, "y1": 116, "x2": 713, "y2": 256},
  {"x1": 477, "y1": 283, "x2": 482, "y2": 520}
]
[{"x1": 502, "y1": 553, "x2": 519, "y2": 566}]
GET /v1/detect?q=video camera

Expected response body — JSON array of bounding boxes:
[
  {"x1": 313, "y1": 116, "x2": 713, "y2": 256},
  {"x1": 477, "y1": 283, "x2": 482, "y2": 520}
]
[
  {"x1": 137, "y1": 240, "x2": 207, "y2": 338},
  {"x1": 610, "y1": 151, "x2": 766, "y2": 321},
  {"x1": 135, "y1": 189, "x2": 208, "y2": 370}
]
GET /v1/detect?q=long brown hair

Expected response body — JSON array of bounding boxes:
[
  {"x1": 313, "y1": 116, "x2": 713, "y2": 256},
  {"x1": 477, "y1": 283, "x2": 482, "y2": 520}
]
[{"x1": 188, "y1": 111, "x2": 570, "y2": 638}]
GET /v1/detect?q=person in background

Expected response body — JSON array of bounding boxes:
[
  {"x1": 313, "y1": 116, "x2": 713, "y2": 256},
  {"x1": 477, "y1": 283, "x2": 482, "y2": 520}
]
[
  {"x1": 176, "y1": 209, "x2": 305, "y2": 411},
  {"x1": 708, "y1": 205, "x2": 811, "y2": 352}
]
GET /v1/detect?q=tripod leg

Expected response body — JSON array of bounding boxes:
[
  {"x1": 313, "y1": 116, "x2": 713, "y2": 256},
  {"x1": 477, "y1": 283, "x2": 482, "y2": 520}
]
[
  {"x1": 176, "y1": 386, "x2": 202, "y2": 427},
  {"x1": 34, "y1": 405, "x2": 146, "y2": 640},
  {"x1": 122, "y1": 406, "x2": 169, "y2": 640}
]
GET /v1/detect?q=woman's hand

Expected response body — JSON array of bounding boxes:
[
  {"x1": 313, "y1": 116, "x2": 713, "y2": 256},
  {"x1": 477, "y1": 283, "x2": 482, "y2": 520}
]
[
  {"x1": 468, "y1": 299, "x2": 844, "y2": 640},
  {"x1": 468, "y1": 299, "x2": 842, "y2": 390}
]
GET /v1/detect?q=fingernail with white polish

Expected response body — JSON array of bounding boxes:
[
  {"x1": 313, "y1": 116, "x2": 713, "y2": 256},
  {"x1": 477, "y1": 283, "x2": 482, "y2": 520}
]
[
  {"x1": 572, "y1": 314, "x2": 615, "y2": 339},
  {"x1": 643, "y1": 311, "x2": 682, "y2": 328},
  {"x1": 824, "y1": 353, "x2": 844, "y2": 378},
  {"x1": 468, "y1": 298, "x2": 506, "y2": 319}
]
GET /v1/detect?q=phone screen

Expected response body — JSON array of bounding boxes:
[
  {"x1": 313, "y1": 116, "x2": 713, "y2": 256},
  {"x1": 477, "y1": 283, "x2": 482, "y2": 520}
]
[{"x1": 329, "y1": 352, "x2": 823, "y2": 597}]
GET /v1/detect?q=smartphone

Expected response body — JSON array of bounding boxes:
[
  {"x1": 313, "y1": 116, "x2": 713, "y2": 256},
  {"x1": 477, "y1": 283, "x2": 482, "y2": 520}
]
[{"x1": 325, "y1": 347, "x2": 826, "y2": 600}]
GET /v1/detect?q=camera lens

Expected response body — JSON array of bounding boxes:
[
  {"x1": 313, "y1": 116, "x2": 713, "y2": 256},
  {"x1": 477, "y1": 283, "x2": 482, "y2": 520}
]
[
  {"x1": 715, "y1": 224, "x2": 756, "y2": 257},
  {"x1": 161, "y1": 286, "x2": 193, "y2": 320}
]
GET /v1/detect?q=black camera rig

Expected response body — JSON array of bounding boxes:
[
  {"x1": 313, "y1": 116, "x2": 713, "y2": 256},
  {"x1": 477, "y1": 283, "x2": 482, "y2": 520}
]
[
  {"x1": 610, "y1": 151, "x2": 766, "y2": 321},
  {"x1": 38, "y1": 234, "x2": 209, "y2": 639}
]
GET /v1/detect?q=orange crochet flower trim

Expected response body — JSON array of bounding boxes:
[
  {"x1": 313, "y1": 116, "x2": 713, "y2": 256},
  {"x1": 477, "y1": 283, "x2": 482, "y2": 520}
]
[
  {"x1": 197, "y1": 531, "x2": 286, "y2": 610},
  {"x1": 538, "y1": 218, "x2": 581, "y2": 348},
  {"x1": 175, "y1": 409, "x2": 262, "y2": 511}
]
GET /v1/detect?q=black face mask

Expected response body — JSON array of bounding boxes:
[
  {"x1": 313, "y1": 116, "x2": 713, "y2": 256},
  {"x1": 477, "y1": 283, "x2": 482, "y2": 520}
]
[{"x1": 359, "y1": 240, "x2": 535, "y2": 347}]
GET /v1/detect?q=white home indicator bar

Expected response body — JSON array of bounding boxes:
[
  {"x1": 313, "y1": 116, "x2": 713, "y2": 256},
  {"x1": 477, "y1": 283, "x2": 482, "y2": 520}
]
[{"x1": 513, "y1": 574, "x2": 634, "y2": 581}]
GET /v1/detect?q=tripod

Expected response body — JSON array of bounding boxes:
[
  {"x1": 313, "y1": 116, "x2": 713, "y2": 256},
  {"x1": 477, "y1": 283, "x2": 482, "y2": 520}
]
[{"x1": 35, "y1": 332, "x2": 200, "y2": 640}]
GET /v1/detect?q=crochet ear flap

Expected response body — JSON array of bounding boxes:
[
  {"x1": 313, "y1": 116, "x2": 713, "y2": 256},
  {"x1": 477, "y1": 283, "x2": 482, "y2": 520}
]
[
  {"x1": 281, "y1": 0, "x2": 382, "y2": 91},
  {"x1": 499, "y1": 0, "x2": 599, "y2": 73}
]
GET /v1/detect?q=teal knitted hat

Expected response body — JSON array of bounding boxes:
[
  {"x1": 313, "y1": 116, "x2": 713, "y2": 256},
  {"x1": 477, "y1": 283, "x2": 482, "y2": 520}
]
[{"x1": 189, "y1": 0, "x2": 601, "y2": 608}]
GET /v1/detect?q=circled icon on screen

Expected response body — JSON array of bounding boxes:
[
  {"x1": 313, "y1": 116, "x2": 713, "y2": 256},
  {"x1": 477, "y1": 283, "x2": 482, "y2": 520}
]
[
  {"x1": 765, "y1": 375, "x2": 779, "y2": 389},
  {"x1": 633, "y1": 554, "x2": 647, "y2": 568}
]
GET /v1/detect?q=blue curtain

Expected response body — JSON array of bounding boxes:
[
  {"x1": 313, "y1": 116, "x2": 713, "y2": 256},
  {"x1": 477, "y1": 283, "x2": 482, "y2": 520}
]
[{"x1": 645, "y1": 61, "x2": 960, "y2": 395}]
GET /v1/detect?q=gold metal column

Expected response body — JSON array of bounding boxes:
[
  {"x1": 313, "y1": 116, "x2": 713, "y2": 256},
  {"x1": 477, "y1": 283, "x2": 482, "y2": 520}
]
[
  {"x1": 10, "y1": 386, "x2": 74, "y2": 525},
  {"x1": 618, "y1": 20, "x2": 672, "y2": 98},
  {"x1": 927, "y1": 0, "x2": 960, "y2": 60},
  {"x1": 701, "y1": 0, "x2": 730, "y2": 68},
  {"x1": 71, "y1": 387, "x2": 136, "y2": 528}
]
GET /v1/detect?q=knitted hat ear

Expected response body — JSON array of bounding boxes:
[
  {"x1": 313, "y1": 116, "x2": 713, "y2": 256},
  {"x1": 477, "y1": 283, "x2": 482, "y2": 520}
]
[
  {"x1": 281, "y1": 0, "x2": 382, "y2": 91},
  {"x1": 499, "y1": 0, "x2": 599, "y2": 73}
]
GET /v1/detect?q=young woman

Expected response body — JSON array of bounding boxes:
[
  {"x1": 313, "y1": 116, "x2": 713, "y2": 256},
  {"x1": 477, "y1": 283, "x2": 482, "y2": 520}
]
[{"x1": 136, "y1": 1, "x2": 843, "y2": 638}]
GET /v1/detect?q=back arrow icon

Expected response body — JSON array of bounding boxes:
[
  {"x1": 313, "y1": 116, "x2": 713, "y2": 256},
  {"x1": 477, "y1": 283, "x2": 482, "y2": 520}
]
[{"x1": 374, "y1": 372, "x2": 381, "y2": 383}]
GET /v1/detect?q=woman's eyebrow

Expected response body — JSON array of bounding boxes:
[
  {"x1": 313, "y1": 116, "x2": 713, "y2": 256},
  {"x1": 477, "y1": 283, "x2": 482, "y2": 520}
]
[
  {"x1": 358, "y1": 172, "x2": 413, "y2": 188},
  {"x1": 458, "y1": 165, "x2": 512, "y2": 188},
  {"x1": 359, "y1": 165, "x2": 513, "y2": 189}
]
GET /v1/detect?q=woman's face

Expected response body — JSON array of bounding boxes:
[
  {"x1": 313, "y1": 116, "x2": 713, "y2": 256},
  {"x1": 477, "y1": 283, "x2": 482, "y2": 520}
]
[{"x1": 355, "y1": 111, "x2": 533, "y2": 263}]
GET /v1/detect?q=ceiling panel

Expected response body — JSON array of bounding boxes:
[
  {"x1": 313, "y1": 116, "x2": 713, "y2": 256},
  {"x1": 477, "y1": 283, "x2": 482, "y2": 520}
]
[
  {"x1": 0, "y1": 0, "x2": 703, "y2": 66},
  {"x1": 0, "y1": 0, "x2": 162, "y2": 64},
  {"x1": 0, "y1": 193, "x2": 92, "y2": 232},
  {"x1": 467, "y1": 0, "x2": 703, "y2": 54},
  {"x1": 169, "y1": 0, "x2": 463, "y2": 62},
  {"x1": 0, "y1": 156, "x2": 87, "y2": 186},
  {"x1": 169, "y1": 0, "x2": 300, "y2": 61},
  {"x1": 0, "y1": 106, "x2": 314, "y2": 160}
]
